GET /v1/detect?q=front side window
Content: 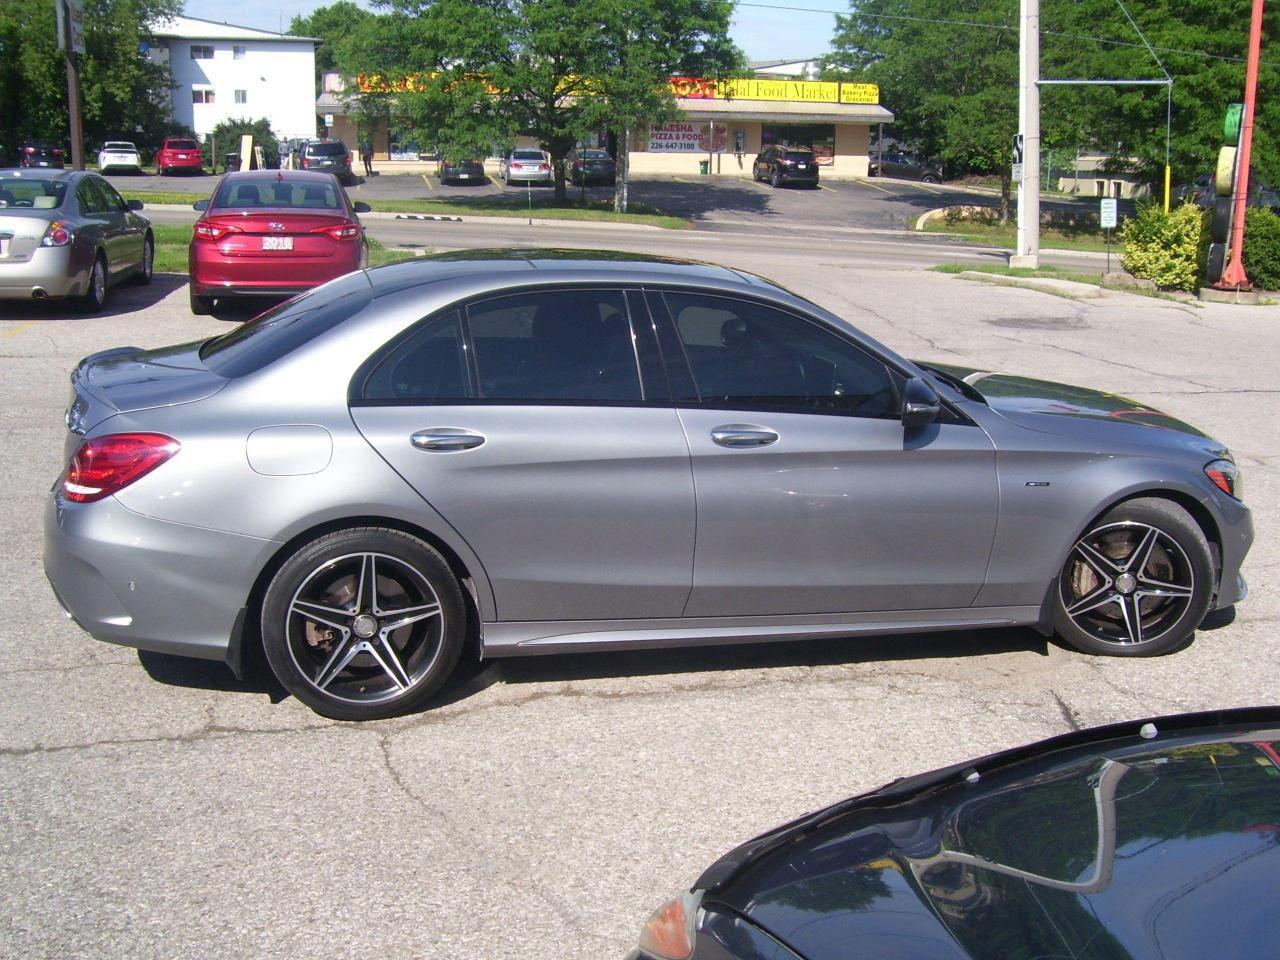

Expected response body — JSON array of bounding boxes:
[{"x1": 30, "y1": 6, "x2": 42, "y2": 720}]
[
  {"x1": 190, "y1": 44, "x2": 213, "y2": 59},
  {"x1": 665, "y1": 292, "x2": 897, "y2": 417},
  {"x1": 466, "y1": 289, "x2": 642, "y2": 402}
]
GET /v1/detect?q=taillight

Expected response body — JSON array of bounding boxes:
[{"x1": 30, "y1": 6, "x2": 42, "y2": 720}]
[
  {"x1": 539, "y1": 163, "x2": 550, "y2": 171},
  {"x1": 52, "y1": 148, "x2": 64, "y2": 156},
  {"x1": 314, "y1": 221, "x2": 360, "y2": 241},
  {"x1": 23, "y1": 146, "x2": 35, "y2": 153},
  {"x1": 194, "y1": 221, "x2": 243, "y2": 241},
  {"x1": 62, "y1": 433, "x2": 180, "y2": 503},
  {"x1": 302, "y1": 157, "x2": 310, "y2": 169},
  {"x1": 41, "y1": 221, "x2": 72, "y2": 246}
]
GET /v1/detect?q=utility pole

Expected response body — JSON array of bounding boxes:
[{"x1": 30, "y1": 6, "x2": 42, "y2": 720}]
[
  {"x1": 1219, "y1": 0, "x2": 1265, "y2": 289},
  {"x1": 56, "y1": 0, "x2": 86, "y2": 170},
  {"x1": 1011, "y1": 0, "x2": 1040, "y2": 268}
]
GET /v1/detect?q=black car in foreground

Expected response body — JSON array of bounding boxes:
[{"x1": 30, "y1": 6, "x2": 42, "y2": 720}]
[
  {"x1": 752, "y1": 145, "x2": 819, "y2": 188},
  {"x1": 567, "y1": 148, "x2": 617, "y2": 185},
  {"x1": 439, "y1": 157, "x2": 486, "y2": 184},
  {"x1": 630, "y1": 707, "x2": 1280, "y2": 960}
]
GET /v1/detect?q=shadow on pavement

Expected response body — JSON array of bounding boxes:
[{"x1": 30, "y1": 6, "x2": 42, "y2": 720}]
[
  {"x1": 138, "y1": 646, "x2": 289, "y2": 703},
  {"x1": 0, "y1": 272, "x2": 188, "y2": 321}
]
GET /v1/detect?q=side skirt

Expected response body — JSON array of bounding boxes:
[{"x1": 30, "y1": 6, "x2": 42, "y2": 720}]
[{"x1": 480, "y1": 606, "x2": 1042, "y2": 658}]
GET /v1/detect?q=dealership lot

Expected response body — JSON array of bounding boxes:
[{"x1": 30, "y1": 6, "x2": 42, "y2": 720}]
[{"x1": 2, "y1": 236, "x2": 1278, "y2": 958}]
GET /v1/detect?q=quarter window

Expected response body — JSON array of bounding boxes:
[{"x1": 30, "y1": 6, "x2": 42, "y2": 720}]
[
  {"x1": 466, "y1": 289, "x2": 642, "y2": 402},
  {"x1": 190, "y1": 44, "x2": 213, "y2": 59},
  {"x1": 665, "y1": 292, "x2": 897, "y2": 417},
  {"x1": 361, "y1": 312, "x2": 471, "y2": 403}
]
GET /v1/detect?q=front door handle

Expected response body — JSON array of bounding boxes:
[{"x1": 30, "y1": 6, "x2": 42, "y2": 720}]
[
  {"x1": 410, "y1": 429, "x2": 485, "y2": 452},
  {"x1": 711, "y1": 424, "x2": 779, "y2": 448}
]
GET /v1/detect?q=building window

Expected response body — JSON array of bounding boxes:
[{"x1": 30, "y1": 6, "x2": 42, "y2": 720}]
[
  {"x1": 761, "y1": 123, "x2": 836, "y2": 166},
  {"x1": 190, "y1": 44, "x2": 214, "y2": 59},
  {"x1": 234, "y1": 90, "x2": 247, "y2": 104},
  {"x1": 233, "y1": 45, "x2": 245, "y2": 59},
  {"x1": 192, "y1": 89, "x2": 215, "y2": 104}
]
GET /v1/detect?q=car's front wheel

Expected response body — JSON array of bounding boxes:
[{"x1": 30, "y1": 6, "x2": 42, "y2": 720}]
[
  {"x1": 261, "y1": 528, "x2": 467, "y2": 720},
  {"x1": 1053, "y1": 498, "x2": 1213, "y2": 657},
  {"x1": 770, "y1": 168, "x2": 781, "y2": 188}
]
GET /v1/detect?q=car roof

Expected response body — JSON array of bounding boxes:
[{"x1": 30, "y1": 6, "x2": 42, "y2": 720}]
[{"x1": 218, "y1": 170, "x2": 339, "y2": 183}]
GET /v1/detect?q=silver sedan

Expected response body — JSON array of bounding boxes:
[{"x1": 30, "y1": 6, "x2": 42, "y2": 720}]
[
  {"x1": 44, "y1": 252, "x2": 1252, "y2": 721},
  {"x1": 0, "y1": 169, "x2": 153, "y2": 310},
  {"x1": 499, "y1": 148, "x2": 553, "y2": 184}
]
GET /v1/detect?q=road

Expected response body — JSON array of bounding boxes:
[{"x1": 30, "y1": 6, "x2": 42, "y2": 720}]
[{"x1": 1, "y1": 224, "x2": 1274, "y2": 960}]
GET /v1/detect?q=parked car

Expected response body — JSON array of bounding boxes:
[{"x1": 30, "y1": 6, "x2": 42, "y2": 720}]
[
  {"x1": 96, "y1": 141, "x2": 143, "y2": 174},
  {"x1": 752, "y1": 145, "x2": 819, "y2": 188},
  {"x1": 298, "y1": 139, "x2": 354, "y2": 184},
  {"x1": 499, "y1": 148, "x2": 552, "y2": 184},
  {"x1": 18, "y1": 140, "x2": 66, "y2": 169},
  {"x1": 156, "y1": 137, "x2": 203, "y2": 176},
  {"x1": 869, "y1": 149, "x2": 943, "y2": 182},
  {"x1": 566, "y1": 148, "x2": 616, "y2": 186},
  {"x1": 438, "y1": 157, "x2": 486, "y2": 184},
  {"x1": 45, "y1": 251, "x2": 1251, "y2": 721},
  {"x1": 187, "y1": 170, "x2": 369, "y2": 314},
  {"x1": 628, "y1": 707, "x2": 1280, "y2": 960},
  {"x1": 0, "y1": 169, "x2": 152, "y2": 309},
  {"x1": 1177, "y1": 171, "x2": 1214, "y2": 206}
]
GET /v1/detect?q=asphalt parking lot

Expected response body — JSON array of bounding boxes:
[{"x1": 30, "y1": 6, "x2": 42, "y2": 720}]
[{"x1": 2, "y1": 237, "x2": 1278, "y2": 959}]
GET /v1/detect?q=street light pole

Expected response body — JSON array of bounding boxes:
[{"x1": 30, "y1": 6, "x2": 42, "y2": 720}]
[{"x1": 1011, "y1": 0, "x2": 1040, "y2": 268}]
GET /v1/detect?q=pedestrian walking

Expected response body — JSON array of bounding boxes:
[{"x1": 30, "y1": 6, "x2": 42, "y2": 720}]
[{"x1": 360, "y1": 137, "x2": 374, "y2": 177}]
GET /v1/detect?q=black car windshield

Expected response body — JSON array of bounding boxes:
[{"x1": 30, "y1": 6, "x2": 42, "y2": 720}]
[
  {"x1": 213, "y1": 178, "x2": 342, "y2": 210},
  {"x1": 0, "y1": 176, "x2": 67, "y2": 211},
  {"x1": 200, "y1": 273, "x2": 373, "y2": 377},
  {"x1": 307, "y1": 142, "x2": 348, "y2": 157},
  {"x1": 166, "y1": 140, "x2": 198, "y2": 150}
]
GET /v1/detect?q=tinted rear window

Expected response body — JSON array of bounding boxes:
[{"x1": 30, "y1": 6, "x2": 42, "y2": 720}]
[
  {"x1": 307, "y1": 142, "x2": 348, "y2": 157},
  {"x1": 166, "y1": 140, "x2": 198, "y2": 150},
  {"x1": 513, "y1": 150, "x2": 545, "y2": 160},
  {"x1": 200, "y1": 273, "x2": 373, "y2": 377},
  {"x1": 579, "y1": 151, "x2": 611, "y2": 159},
  {"x1": 784, "y1": 151, "x2": 814, "y2": 161},
  {"x1": 0, "y1": 177, "x2": 67, "y2": 210},
  {"x1": 213, "y1": 179, "x2": 342, "y2": 209}
]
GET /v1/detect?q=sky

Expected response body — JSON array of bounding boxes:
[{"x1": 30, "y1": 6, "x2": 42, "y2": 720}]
[{"x1": 177, "y1": 0, "x2": 849, "y2": 62}]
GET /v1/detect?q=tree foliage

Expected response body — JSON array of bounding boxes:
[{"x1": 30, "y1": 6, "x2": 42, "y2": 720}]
[
  {"x1": 288, "y1": 1, "x2": 375, "y2": 88},
  {"x1": 358, "y1": 0, "x2": 741, "y2": 200},
  {"x1": 824, "y1": 0, "x2": 1280, "y2": 192},
  {"x1": 201, "y1": 116, "x2": 281, "y2": 170},
  {"x1": 0, "y1": 0, "x2": 185, "y2": 158}
]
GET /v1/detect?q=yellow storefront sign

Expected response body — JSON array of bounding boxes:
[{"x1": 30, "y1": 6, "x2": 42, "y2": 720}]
[
  {"x1": 839, "y1": 83, "x2": 880, "y2": 104},
  {"x1": 667, "y1": 76, "x2": 879, "y2": 105}
]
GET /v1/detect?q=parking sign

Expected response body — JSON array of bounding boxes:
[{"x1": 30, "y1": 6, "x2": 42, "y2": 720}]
[{"x1": 1100, "y1": 198, "x2": 1118, "y2": 229}]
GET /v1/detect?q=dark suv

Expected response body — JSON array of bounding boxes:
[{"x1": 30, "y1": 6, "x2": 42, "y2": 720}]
[
  {"x1": 18, "y1": 140, "x2": 66, "y2": 169},
  {"x1": 752, "y1": 146, "x2": 819, "y2": 189},
  {"x1": 299, "y1": 139, "x2": 354, "y2": 183}
]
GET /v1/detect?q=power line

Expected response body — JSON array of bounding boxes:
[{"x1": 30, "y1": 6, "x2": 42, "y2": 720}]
[{"x1": 728, "y1": 0, "x2": 1274, "y2": 66}]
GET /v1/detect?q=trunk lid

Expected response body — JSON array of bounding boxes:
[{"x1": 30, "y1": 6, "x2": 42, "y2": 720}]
[
  {"x1": 0, "y1": 214, "x2": 51, "y2": 262},
  {"x1": 203, "y1": 211, "x2": 355, "y2": 259}
]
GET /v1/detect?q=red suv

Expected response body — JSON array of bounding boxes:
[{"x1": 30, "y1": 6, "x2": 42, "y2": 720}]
[
  {"x1": 188, "y1": 171, "x2": 369, "y2": 314},
  {"x1": 156, "y1": 138, "x2": 203, "y2": 176}
]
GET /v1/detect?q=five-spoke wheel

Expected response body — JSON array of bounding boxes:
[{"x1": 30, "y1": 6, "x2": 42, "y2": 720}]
[
  {"x1": 262, "y1": 528, "x2": 466, "y2": 720},
  {"x1": 1053, "y1": 498, "x2": 1213, "y2": 656}
]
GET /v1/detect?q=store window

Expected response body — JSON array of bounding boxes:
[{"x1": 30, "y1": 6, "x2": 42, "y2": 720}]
[
  {"x1": 190, "y1": 44, "x2": 213, "y2": 59},
  {"x1": 388, "y1": 125, "x2": 435, "y2": 161},
  {"x1": 761, "y1": 123, "x2": 836, "y2": 166}
]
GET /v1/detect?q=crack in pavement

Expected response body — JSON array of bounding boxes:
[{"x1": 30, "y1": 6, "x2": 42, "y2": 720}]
[
  {"x1": 1052, "y1": 690, "x2": 1083, "y2": 730},
  {"x1": 0, "y1": 718, "x2": 343, "y2": 757},
  {"x1": 989, "y1": 333, "x2": 1219, "y2": 390}
]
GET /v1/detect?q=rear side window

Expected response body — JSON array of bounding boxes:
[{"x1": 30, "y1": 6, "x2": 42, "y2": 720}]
[{"x1": 200, "y1": 273, "x2": 373, "y2": 377}]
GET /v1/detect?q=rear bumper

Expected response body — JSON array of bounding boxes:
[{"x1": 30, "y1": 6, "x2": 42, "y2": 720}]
[
  {"x1": 0, "y1": 246, "x2": 84, "y2": 299},
  {"x1": 159, "y1": 159, "x2": 203, "y2": 171},
  {"x1": 43, "y1": 491, "x2": 275, "y2": 666},
  {"x1": 506, "y1": 171, "x2": 553, "y2": 183},
  {"x1": 191, "y1": 253, "x2": 362, "y2": 296}
]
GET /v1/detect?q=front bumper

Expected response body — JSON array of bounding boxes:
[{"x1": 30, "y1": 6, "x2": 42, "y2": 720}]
[
  {"x1": 0, "y1": 245, "x2": 83, "y2": 300},
  {"x1": 44, "y1": 491, "x2": 276, "y2": 666},
  {"x1": 1211, "y1": 492, "x2": 1253, "y2": 610}
]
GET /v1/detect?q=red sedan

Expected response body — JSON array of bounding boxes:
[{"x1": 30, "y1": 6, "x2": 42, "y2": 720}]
[
  {"x1": 188, "y1": 171, "x2": 370, "y2": 314},
  {"x1": 156, "y1": 137, "x2": 203, "y2": 175}
]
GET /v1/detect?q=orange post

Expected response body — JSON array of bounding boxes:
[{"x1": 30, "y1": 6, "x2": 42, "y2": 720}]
[{"x1": 1219, "y1": 0, "x2": 1265, "y2": 289}]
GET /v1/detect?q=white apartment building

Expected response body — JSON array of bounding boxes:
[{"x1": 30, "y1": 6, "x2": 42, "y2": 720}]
[{"x1": 147, "y1": 16, "x2": 319, "y2": 141}]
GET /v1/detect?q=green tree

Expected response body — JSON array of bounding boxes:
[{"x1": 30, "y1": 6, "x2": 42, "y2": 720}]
[
  {"x1": 0, "y1": 0, "x2": 183, "y2": 160},
  {"x1": 369, "y1": 0, "x2": 740, "y2": 202},
  {"x1": 202, "y1": 116, "x2": 280, "y2": 171},
  {"x1": 288, "y1": 1, "x2": 375, "y2": 88}
]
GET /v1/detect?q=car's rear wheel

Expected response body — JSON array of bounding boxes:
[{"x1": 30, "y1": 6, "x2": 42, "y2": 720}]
[
  {"x1": 189, "y1": 286, "x2": 213, "y2": 315},
  {"x1": 261, "y1": 528, "x2": 466, "y2": 720},
  {"x1": 1053, "y1": 498, "x2": 1213, "y2": 657},
  {"x1": 770, "y1": 168, "x2": 781, "y2": 188},
  {"x1": 78, "y1": 255, "x2": 108, "y2": 313},
  {"x1": 922, "y1": 173, "x2": 941, "y2": 184},
  {"x1": 131, "y1": 235, "x2": 153, "y2": 285}
]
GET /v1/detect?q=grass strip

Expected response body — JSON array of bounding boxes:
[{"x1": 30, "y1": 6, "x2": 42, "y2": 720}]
[
  {"x1": 920, "y1": 218, "x2": 1121, "y2": 253},
  {"x1": 150, "y1": 224, "x2": 419, "y2": 275},
  {"x1": 930, "y1": 262, "x2": 1105, "y2": 285}
]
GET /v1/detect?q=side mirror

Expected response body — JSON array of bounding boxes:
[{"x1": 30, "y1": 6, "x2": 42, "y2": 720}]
[
  {"x1": 127, "y1": 199, "x2": 144, "y2": 211},
  {"x1": 901, "y1": 376, "x2": 941, "y2": 429},
  {"x1": 193, "y1": 199, "x2": 209, "y2": 211},
  {"x1": 352, "y1": 201, "x2": 371, "y2": 213}
]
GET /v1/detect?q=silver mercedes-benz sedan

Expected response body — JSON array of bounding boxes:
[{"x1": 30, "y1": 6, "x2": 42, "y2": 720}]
[
  {"x1": 0, "y1": 168, "x2": 153, "y2": 309},
  {"x1": 44, "y1": 252, "x2": 1252, "y2": 720}
]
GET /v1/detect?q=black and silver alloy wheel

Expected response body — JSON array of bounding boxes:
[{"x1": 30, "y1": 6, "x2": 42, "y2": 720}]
[
  {"x1": 79, "y1": 255, "x2": 107, "y2": 312},
  {"x1": 262, "y1": 529, "x2": 466, "y2": 720},
  {"x1": 1053, "y1": 498, "x2": 1213, "y2": 657}
]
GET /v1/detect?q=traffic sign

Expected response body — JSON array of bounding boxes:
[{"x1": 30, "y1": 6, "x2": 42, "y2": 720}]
[
  {"x1": 1100, "y1": 198, "x2": 1117, "y2": 229},
  {"x1": 1011, "y1": 162, "x2": 1024, "y2": 183},
  {"x1": 1012, "y1": 134, "x2": 1024, "y2": 165}
]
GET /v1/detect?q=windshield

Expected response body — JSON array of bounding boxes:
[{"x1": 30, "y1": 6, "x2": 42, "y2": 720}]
[
  {"x1": 307, "y1": 142, "x2": 348, "y2": 157},
  {"x1": 0, "y1": 176, "x2": 68, "y2": 211},
  {"x1": 200, "y1": 272, "x2": 373, "y2": 377},
  {"x1": 212, "y1": 178, "x2": 343, "y2": 210},
  {"x1": 166, "y1": 139, "x2": 198, "y2": 150}
]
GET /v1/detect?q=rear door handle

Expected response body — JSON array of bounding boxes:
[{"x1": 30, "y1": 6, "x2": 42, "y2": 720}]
[
  {"x1": 410, "y1": 429, "x2": 486, "y2": 451},
  {"x1": 711, "y1": 424, "x2": 779, "y2": 448}
]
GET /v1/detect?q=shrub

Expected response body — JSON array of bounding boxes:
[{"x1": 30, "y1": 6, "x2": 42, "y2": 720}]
[
  {"x1": 1243, "y1": 207, "x2": 1280, "y2": 290},
  {"x1": 202, "y1": 117, "x2": 280, "y2": 171},
  {"x1": 1120, "y1": 202, "x2": 1205, "y2": 291}
]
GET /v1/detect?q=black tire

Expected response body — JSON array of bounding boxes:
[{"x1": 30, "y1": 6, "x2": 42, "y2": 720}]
[
  {"x1": 130, "y1": 234, "x2": 154, "y2": 285},
  {"x1": 189, "y1": 286, "x2": 213, "y2": 315},
  {"x1": 78, "y1": 254, "x2": 108, "y2": 313},
  {"x1": 770, "y1": 168, "x2": 781, "y2": 188},
  {"x1": 1052, "y1": 497, "x2": 1213, "y2": 657},
  {"x1": 921, "y1": 174, "x2": 941, "y2": 184},
  {"x1": 1207, "y1": 242, "x2": 1228, "y2": 284},
  {"x1": 1212, "y1": 195, "x2": 1233, "y2": 244},
  {"x1": 261, "y1": 527, "x2": 467, "y2": 720}
]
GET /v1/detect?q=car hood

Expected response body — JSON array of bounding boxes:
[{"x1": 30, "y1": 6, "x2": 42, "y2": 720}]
[
  {"x1": 68, "y1": 341, "x2": 227, "y2": 433},
  {"x1": 702, "y1": 709, "x2": 1280, "y2": 960},
  {"x1": 920, "y1": 361, "x2": 1215, "y2": 442}
]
